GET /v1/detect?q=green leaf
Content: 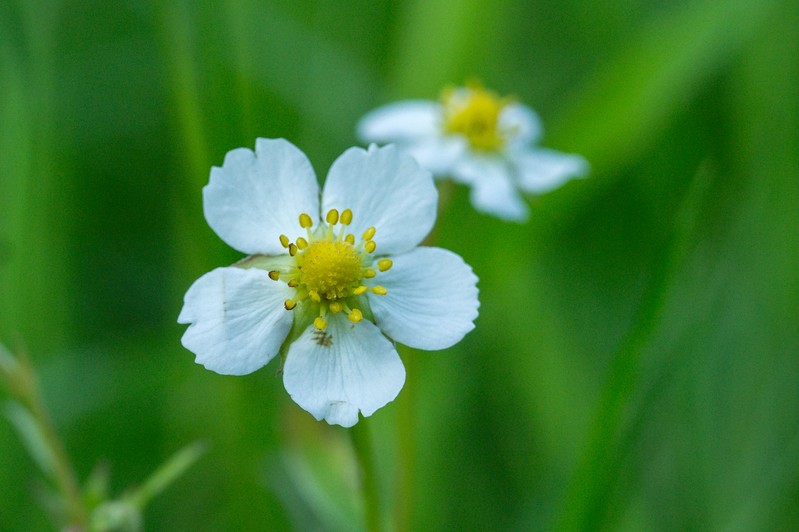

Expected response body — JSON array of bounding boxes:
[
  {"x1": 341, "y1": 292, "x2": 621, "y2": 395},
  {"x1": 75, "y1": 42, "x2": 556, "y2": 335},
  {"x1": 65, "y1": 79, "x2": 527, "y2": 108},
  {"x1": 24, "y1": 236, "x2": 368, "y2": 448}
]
[
  {"x1": 4, "y1": 401, "x2": 56, "y2": 479},
  {"x1": 128, "y1": 440, "x2": 209, "y2": 509}
]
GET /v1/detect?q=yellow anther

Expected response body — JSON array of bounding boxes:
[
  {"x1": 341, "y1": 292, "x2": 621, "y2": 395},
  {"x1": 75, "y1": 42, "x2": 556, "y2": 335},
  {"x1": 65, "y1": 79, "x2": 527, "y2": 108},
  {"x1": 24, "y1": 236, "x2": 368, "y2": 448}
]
[
  {"x1": 364, "y1": 240, "x2": 376, "y2": 253},
  {"x1": 326, "y1": 209, "x2": 339, "y2": 225},
  {"x1": 363, "y1": 226, "x2": 376, "y2": 241},
  {"x1": 299, "y1": 213, "x2": 313, "y2": 228},
  {"x1": 308, "y1": 290, "x2": 321, "y2": 303},
  {"x1": 329, "y1": 301, "x2": 343, "y2": 313},
  {"x1": 296, "y1": 237, "x2": 309, "y2": 250},
  {"x1": 288, "y1": 243, "x2": 298, "y2": 256},
  {"x1": 268, "y1": 270, "x2": 280, "y2": 281},
  {"x1": 353, "y1": 285, "x2": 368, "y2": 295},
  {"x1": 364, "y1": 269, "x2": 376, "y2": 278},
  {"x1": 314, "y1": 317, "x2": 328, "y2": 330},
  {"x1": 340, "y1": 209, "x2": 353, "y2": 225},
  {"x1": 377, "y1": 258, "x2": 393, "y2": 272},
  {"x1": 279, "y1": 234, "x2": 290, "y2": 248},
  {"x1": 284, "y1": 299, "x2": 297, "y2": 310},
  {"x1": 348, "y1": 309, "x2": 363, "y2": 323},
  {"x1": 287, "y1": 279, "x2": 299, "y2": 288},
  {"x1": 371, "y1": 286, "x2": 388, "y2": 295},
  {"x1": 345, "y1": 234, "x2": 355, "y2": 245}
]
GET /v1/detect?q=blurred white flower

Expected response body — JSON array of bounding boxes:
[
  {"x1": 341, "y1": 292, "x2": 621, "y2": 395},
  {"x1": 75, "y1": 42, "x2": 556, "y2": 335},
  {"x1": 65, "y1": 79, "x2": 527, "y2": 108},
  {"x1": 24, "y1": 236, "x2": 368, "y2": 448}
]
[
  {"x1": 358, "y1": 82, "x2": 589, "y2": 222},
  {"x1": 178, "y1": 139, "x2": 479, "y2": 427}
]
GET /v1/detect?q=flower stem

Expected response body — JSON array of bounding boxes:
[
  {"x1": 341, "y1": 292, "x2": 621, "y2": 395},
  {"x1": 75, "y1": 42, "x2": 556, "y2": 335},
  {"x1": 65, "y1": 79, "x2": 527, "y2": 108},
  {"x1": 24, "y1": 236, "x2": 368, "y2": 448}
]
[
  {"x1": 393, "y1": 180, "x2": 455, "y2": 531},
  {"x1": 4, "y1": 348, "x2": 87, "y2": 528},
  {"x1": 394, "y1": 345, "x2": 417, "y2": 532},
  {"x1": 351, "y1": 419, "x2": 381, "y2": 532}
]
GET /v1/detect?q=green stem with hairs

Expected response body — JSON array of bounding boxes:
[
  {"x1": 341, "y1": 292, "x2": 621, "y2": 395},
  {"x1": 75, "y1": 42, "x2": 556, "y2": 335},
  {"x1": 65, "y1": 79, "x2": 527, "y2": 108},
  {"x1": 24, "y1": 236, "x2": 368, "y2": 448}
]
[{"x1": 1, "y1": 346, "x2": 86, "y2": 528}]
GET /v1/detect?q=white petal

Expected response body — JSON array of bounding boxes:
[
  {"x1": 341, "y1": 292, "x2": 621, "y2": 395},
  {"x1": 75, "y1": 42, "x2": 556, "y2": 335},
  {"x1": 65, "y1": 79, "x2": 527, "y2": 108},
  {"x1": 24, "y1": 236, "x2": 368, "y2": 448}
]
[
  {"x1": 453, "y1": 156, "x2": 530, "y2": 222},
  {"x1": 322, "y1": 144, "x2": 437, "y2": 255},
  {"x1": 500, "y1": 103, "x2": 543, "y2": 147},
  {"x1": 369, "y1": 247, "x2": 479, "y2": 350},
  {"x1": 514, "y1": 148, "x2": 589, "y2": 194},
  {"x1": 178, "y1": 267, "x2": 294, "y2": 375},
  {"x1": 282, "y1": 314, "x2": 405, "y2": 427},
  {"x1": 204, "y1": 138, "x2": 320, "y2": 255},
  {"x1": 404, "y1": 136, "x2": 468, "y2": 176},
  {"x1": 357, "y1": 100, "x2": 441, "y2": 142}
]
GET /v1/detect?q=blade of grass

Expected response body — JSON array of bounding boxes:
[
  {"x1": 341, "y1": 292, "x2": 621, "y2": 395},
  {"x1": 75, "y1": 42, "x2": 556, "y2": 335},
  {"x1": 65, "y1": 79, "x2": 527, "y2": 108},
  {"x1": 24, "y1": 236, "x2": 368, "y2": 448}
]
[
  {"x1": 554, "y1": 160, "x2": 713, "y2": 530},
  {"x1": 549, "y1": 0, "x2": 779, "y2": 173},
  {"x1": 720, "y1": 2, "x2": 799, "y2": 527},
  {"x1": 0, "y1": 2, "x2": 71, "y2": 353}
]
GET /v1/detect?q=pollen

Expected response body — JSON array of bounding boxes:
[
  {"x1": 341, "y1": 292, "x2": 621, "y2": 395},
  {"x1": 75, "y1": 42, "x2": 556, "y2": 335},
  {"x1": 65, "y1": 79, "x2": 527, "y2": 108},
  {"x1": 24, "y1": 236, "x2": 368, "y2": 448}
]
[
  {"x1": 326, "y1": 209, "x2": 339, "y2": 225},
  {"x1": 377, "y1": 258, "x2": 393, "y2": 272},
  {"x1": 298, "y1": 240, "x2": 361, "y2": 300},
  {"x1": 299, "y1": 213, "x2": 314, "y2": 229},
  {"x1": 442, "y1": 84, "x2": 509, "y2": 151},
  {"x1": 273, "y1": 208, "x2": 393, "y2": 329}
]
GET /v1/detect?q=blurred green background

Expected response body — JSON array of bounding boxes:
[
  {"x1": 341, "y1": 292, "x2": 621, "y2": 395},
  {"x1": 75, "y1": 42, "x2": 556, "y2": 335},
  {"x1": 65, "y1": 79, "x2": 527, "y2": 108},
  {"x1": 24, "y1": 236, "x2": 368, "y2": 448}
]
[{"x1": 1, "y1": 0, "x2": 798, "y2": 530}]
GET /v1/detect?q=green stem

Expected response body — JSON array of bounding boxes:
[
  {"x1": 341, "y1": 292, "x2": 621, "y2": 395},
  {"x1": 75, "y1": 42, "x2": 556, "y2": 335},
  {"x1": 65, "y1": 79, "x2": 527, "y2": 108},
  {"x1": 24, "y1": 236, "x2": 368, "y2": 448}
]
[
  {"x1": 17, "y1": 354, "x2": 86, "y2": 528},
  {"x1": 394, "y1": 345, "x2": 417, "y2": 532},
  {"x1": 352, "y1": 419, "x2": 381, "y2": 532},
  {"x1": 393, "y1": 179, "x2": 454, "y2": 531}
]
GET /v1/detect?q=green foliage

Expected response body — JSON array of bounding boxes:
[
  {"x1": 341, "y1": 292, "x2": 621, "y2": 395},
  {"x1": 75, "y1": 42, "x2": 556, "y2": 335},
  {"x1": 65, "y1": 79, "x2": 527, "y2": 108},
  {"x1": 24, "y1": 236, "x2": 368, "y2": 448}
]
[{"x1": 1, "y1": 0, "x2": 797, "y2": 529}]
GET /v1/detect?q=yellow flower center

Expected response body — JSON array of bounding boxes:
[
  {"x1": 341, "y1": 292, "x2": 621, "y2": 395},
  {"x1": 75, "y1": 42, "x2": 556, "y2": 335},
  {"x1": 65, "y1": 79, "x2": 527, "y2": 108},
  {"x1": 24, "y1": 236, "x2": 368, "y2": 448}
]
[
  {"x1": 442, "y1": 84, "x2": 509, "y2": 152},
  {"x1": 268, "y1": 209, "x2": 391, "y2": 330},
  {"x1": 297, "y1": 240, "x2": 361, "y2": 300}
]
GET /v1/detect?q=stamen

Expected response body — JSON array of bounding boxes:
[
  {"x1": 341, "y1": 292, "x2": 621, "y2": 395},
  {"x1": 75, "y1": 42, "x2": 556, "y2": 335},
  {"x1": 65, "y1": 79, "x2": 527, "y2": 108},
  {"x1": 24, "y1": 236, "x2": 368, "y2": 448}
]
[
  {"x1": 326, "y1": 209, "x2": 339, "y2": 225},
  {"x1": 280, "y1": 208, "x2": 391, "y2": 328},
  {"x1": 377, "y1": 258, "x2": 393, "y2": 272},
  {"x1": 348, "y1": 309, "x2": 363, "y2": 323},
  {"x1": 299, "y1": 213, "x2": 314, "y2": 228}
]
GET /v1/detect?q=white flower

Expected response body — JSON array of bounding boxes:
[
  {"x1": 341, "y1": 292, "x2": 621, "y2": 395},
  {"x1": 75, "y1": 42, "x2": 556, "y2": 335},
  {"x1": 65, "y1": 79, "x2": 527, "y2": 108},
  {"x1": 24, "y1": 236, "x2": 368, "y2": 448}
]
[
  {"x1": 178, "y1": 138, "x2": 479, "y2": 427},
  {"x1": 357, "y1": 83, "x2": 589, "y2": 222}
]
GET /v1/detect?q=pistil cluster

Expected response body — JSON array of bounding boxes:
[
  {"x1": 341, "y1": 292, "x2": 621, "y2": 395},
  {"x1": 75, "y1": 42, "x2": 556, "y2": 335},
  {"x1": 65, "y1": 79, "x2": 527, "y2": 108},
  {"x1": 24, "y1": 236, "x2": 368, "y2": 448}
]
[
  {"x1": 268, "y1": 209, "x2": 392, "y2": 330},
  {"x1": 441, "y1": 85, "x2": 510, "y2": 152}
]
